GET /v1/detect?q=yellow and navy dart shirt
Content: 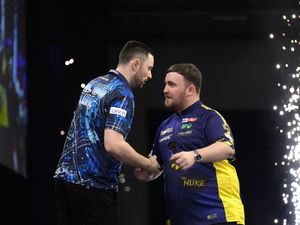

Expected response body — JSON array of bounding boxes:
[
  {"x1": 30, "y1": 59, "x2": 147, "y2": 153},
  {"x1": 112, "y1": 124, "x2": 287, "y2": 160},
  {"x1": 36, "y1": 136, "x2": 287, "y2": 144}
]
[{"x1": 152, "y1": 101, "x2": 244, "y2": 225}]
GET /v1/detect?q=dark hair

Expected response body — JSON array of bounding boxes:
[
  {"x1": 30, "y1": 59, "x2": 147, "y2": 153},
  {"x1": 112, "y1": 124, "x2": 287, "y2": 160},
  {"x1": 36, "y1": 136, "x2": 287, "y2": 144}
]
[
  {"x1": 166, "y1": 63, "x2": 202, "y2": 94},
  {"x1": 118, "y1": 40, "x2": 154, "y2": 65}
]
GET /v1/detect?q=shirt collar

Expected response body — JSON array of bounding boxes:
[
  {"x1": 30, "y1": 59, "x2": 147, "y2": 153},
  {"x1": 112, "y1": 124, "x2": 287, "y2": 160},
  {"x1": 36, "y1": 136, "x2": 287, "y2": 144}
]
[
  {"x1": 179, "y1": 100, "x2": 202, "y2": 116},
  {"x1": 109, "y1": 69, "x2": 131, "y2": 89}
]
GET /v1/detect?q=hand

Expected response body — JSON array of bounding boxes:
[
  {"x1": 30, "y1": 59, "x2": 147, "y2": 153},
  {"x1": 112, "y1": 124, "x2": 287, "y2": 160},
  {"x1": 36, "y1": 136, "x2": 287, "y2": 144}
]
[
  {"x1": 169, "y1": 151, "x2": 195, "y2": 170},
  {"x1": 147, "y1": 155, "x2": 161, "y2": 172},
  {"x1": 133, "y1": 167, "x2": 163, "y2": 182},
  {"x1": 133, "y1": 168, "x2": 151, "y2": 181}
]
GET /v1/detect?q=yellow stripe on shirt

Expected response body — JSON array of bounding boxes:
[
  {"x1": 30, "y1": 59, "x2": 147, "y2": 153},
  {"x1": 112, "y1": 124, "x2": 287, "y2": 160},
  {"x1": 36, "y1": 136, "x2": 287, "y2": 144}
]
[{"x1": 213, "y1": 160, "x2": 245, "y2": 224}]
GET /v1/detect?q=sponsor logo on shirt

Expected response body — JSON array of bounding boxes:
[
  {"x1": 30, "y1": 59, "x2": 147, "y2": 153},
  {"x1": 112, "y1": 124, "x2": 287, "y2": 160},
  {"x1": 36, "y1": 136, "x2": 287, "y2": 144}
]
[
  {"x1": 181, "y1": 176, "x2": 207, "y2": 188},
  {"x1": 171, "y1": 162, "x2": 180, "y2": 170},
  {"x1": 99, "y1": 76, "x2": 109, "y2": 82},
  {"x1": 160, "y1": 127, "x2": 173, "y2": 136},
  {"x1": 182, "y1": 117, "x2": 198, "y2": 123},
  {"x1": 79, "y1": 94, "x2": 95, "y2": 109},
  {"x1": 91, "y1": 84, "x2": 108, "y2": 98},
  {"x1": 181, "y1": 123, "x2": 192, "y2": 129},
  {"x1": 109, "y1": 107, "x2": 127, "y2": 118},
  {"x1": 207, "y1": 213, "x2": 217, "y2": 220},
  {"x1": 177, "y1": 130, "x2": 193, "y2": 136},
  {"x1": 159, "y1": 134, "x2": 172, "y2": 143}
]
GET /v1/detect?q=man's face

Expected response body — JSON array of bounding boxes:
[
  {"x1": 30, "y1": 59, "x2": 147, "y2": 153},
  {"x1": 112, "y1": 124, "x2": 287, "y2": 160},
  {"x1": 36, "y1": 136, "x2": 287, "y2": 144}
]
[
  {"x1": 163, "y1": 72, "x2": 188, "y2": 112},
  {"x1": 133, "y1": 54, "x2": 154, "y2": 88}
]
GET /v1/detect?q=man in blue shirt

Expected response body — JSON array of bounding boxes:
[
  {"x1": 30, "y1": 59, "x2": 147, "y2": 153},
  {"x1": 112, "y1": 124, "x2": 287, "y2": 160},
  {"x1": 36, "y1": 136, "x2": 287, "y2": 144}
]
[
  {"x1": 134, "y1": 63, "x2": 244, "y2": 225},
  {"x1": 54, "y1": 40, "x2": 160, "y2": 225}
]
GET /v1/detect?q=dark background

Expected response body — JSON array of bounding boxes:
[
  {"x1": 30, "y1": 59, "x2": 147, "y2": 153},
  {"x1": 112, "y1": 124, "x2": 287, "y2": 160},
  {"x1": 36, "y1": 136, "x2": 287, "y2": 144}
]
[{"x1": 2, "y1": 0, "x2": 296, "y2": 224}]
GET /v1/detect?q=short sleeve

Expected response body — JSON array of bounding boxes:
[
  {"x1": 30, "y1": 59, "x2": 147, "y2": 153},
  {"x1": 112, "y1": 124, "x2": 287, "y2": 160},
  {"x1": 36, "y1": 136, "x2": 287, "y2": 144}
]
[
  {"x1": 105, "y1": 90, "x2": 134, "y2": 138},
  {"x1": 205, "y1": 111, "x2": 235, "y2": 149}
]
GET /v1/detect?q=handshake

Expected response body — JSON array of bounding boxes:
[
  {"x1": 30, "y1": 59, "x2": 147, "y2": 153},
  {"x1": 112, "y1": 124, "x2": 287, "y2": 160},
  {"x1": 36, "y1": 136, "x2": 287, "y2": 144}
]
[
  {"x1": 133, "y1": 154, "x2": 163, "y2": 182},
  {"x1": 147, "y1": 154, "x2": 161, "y2": 172}
]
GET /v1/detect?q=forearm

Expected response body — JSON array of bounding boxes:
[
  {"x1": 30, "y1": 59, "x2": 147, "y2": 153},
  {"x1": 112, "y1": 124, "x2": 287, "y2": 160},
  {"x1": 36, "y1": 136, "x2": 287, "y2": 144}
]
[
  {"x1": 196, "y1": 142, "x2": 235, "y2": 163},
  {"x1": 107, "y1": 139, "x2": 150, "y2": 170}
]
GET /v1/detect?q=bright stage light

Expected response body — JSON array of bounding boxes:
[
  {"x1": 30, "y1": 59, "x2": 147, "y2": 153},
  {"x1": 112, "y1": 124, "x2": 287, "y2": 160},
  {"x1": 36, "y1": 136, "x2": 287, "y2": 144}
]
[{"x1": 271, "y1": 12, "x2": 300, "y2": 225}]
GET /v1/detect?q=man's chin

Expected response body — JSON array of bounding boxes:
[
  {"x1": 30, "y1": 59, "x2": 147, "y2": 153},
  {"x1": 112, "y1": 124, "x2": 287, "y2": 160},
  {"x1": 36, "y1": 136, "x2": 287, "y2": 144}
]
[
  {"x1": 139, "y1": 81, "x2": 146, "y2": 88},
  {"x1": 164, "y1": 100, "x2": 172, "y2": 108},
  {"x1": 132, "y1": 82, "x2": 144, "y2": 89}
]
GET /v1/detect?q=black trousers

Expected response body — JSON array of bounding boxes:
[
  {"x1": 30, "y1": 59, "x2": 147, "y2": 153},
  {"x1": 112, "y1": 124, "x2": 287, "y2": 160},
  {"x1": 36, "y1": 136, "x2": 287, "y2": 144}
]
[{"x1": 55, "y1": 179, "x2": 120, "y2": 225}]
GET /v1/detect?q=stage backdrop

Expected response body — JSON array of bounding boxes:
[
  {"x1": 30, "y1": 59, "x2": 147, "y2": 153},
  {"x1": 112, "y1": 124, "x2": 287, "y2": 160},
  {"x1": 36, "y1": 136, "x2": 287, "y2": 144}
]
[{"x1": 0, "y1": 0, "x2": 27, "y2": 177}]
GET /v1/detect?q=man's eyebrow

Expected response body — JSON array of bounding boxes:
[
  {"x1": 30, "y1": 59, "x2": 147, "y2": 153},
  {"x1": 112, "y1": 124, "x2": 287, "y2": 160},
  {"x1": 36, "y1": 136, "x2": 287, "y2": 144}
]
[{"x1": 165, "y1": 80, "x2": 176, "y2": 85}]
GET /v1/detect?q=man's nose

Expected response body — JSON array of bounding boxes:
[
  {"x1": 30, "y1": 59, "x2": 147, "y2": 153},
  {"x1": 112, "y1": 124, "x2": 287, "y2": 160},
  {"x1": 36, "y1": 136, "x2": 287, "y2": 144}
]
[{"x1": 163, "y1": 86, "x2": 168, "y2": 93}]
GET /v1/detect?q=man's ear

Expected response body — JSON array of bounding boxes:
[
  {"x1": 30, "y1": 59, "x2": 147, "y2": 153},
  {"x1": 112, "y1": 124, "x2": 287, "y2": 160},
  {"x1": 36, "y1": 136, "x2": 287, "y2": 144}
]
[
  {"x1": 131, "y1": 58, "x2": 140, "y2": 72},
  {"x1": 187, "y1": 85, "x2": 196, "y2": 96}
]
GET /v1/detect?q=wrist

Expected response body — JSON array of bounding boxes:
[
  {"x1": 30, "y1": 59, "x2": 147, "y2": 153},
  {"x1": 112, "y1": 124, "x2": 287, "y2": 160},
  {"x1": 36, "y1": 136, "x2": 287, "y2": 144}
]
[
  {"x1": 145, "y1": 158, "x2": 152, "y2": 171},
  {"x1": 193, "y1": 150, "x2": 203, "y2": 163}
]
